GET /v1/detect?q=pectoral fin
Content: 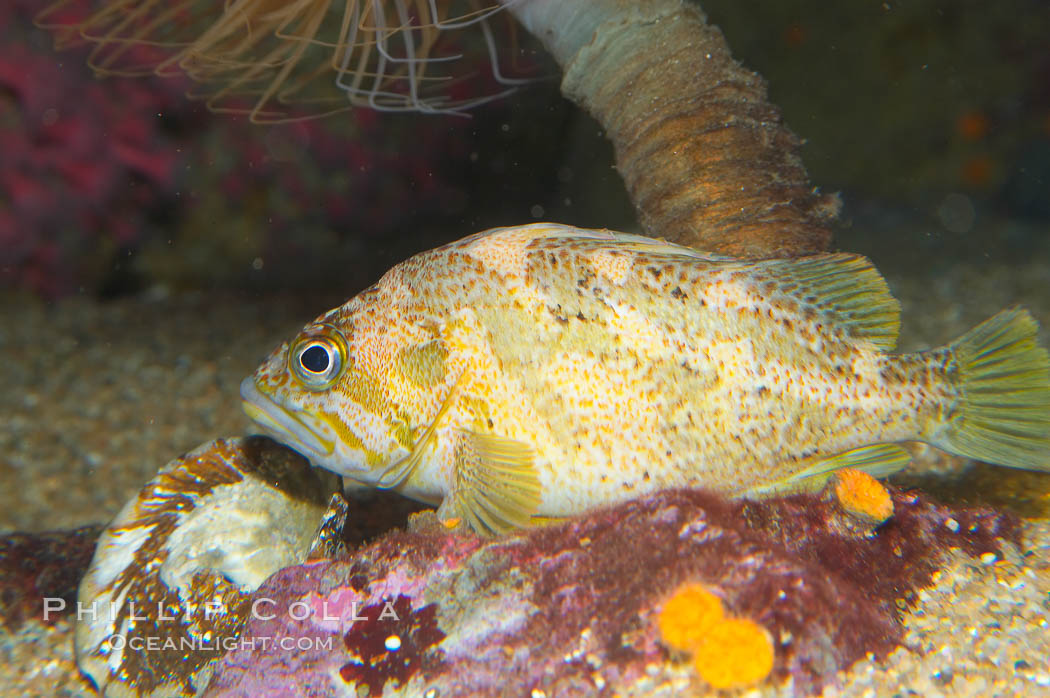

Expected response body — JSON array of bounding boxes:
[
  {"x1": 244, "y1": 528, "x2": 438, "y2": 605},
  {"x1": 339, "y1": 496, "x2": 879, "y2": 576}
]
[
  {"x1": 746, "y1": 444, "x2": 910, "y2": 497},
  {"x1": 447, "y1": 430, "x2": 543, "y2": 536}
]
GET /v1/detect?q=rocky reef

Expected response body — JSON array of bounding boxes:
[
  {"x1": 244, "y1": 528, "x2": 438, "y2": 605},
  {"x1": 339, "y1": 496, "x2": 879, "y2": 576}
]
[
  {"x1": 0, "y1": 433, "x2": 1027, "y2": 696},
  {"x1": 204, "y1": 479, "x2": 1016, "y2": 696}
]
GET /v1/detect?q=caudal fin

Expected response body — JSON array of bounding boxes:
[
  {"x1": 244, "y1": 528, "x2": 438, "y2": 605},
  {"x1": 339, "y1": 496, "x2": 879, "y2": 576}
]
[{"x1": 936, "y1": 307, "x2": 1050, "y2": 471}]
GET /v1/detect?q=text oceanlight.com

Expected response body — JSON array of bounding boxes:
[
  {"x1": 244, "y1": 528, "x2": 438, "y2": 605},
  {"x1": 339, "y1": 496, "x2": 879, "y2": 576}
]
[{"x1": 105, "y1": 635, "x2": 334, "y2": 653}]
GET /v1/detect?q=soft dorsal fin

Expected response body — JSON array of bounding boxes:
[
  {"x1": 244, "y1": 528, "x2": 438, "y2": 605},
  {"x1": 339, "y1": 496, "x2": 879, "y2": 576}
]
[{"x1": 762, "y1": 254, "x2": 901, "y2": 351}]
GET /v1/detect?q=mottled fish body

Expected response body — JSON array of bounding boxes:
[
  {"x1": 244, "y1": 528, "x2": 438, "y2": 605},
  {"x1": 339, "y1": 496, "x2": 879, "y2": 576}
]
[{"x1": 242, "y1": 224, "x2": 1050, "y2": 534}]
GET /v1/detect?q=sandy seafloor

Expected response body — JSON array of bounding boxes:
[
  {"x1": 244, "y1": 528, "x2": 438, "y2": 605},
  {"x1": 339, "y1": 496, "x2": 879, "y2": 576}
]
[{"x1": 1, "y1": 212, "x2": 1049, "y2": 697}]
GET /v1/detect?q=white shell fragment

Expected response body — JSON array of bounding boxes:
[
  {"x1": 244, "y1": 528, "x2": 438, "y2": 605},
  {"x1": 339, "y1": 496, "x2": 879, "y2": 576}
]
[{"x1": 75, "y1": 436, "x2": 345, "y2": 697}]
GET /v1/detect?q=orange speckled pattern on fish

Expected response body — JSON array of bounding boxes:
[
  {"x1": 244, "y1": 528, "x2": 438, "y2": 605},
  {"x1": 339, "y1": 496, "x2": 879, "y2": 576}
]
[{"x1": 241, "y1": 223, "x2": 1050, "y2": 535}]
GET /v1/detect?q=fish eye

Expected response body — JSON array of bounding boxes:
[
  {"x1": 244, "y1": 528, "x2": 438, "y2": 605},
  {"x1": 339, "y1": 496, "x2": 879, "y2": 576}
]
[
  {"x1": 300, "y1": 344, "x2": 331, "y2": 373},
  {"x1": 289, "y1": 330, "x2": 346, "y2": 390}
]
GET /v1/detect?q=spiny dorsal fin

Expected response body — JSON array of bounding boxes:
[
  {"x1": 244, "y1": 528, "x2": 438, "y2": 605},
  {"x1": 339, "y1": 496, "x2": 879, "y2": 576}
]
[
  {"x1": 590, "y1": 230, "x2": 734, "y2": 262},
  {"x1": 760, "y1": 254, "x2": 901, "y2": 351},
  {"x1": 451, "y1": 429, "x2": 542, "y2": 536},
  {"x1": 534, "y1": 226, "x2": 734, "y2": 262},
  {"x1": 746, "y1": 443, "x2": 911, "y2": 497}
]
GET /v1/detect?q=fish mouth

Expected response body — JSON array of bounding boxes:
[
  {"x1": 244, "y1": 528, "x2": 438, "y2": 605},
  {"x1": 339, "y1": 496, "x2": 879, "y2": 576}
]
[{"x1": 239, "y1": 377, "x2": 332, "y2": 458}]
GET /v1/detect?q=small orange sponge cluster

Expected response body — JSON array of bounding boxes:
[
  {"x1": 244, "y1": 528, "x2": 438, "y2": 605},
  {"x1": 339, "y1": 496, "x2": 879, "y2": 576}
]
[
  {"x1": 832, "y1": 467, "x2": 894, "y2": 526},
  {"x1": 658, "y1": 583, "x2": 774, "y2": 689}
]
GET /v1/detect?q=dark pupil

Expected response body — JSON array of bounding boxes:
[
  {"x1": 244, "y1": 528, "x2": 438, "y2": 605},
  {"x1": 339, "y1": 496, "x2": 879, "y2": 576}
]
[{"x1": 300, "y1": 345, "x2": 330, "y2": 374}]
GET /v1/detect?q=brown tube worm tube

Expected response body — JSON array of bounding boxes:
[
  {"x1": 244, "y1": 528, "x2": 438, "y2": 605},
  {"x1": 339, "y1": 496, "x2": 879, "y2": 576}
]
[{"x1": 507, "y1": 0, "x2": 838, "y2": 257}]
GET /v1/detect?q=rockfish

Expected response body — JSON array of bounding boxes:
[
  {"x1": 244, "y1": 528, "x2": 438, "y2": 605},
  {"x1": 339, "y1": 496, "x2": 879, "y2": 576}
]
[{"x1": 241, "y1": 224, "x2": 1050, "y2": 535}]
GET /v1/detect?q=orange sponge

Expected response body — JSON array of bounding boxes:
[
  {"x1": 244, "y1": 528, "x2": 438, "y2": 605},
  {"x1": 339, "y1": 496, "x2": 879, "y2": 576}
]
[
  {"x1": 693, "y1": 617, "x2": 775, "y2": 689},
  {"x1": 832, "y1": 467, "x2": 894, "y2": 525},
  {"x1": 657, "y1": 583, "x2": 724, "y2": 651},
  {"x1": 658, "y1": 582, "x2": 776, "y2": 689}
]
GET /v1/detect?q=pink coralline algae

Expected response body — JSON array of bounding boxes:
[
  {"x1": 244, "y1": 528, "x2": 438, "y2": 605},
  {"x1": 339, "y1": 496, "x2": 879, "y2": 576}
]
[
  {"x1": 7, "y1": 0, "x2": 503, "y2": 296},
  {"x1": 1, "y1": 1, "x2": 183, "y2": 296},
  {"x1": 203, "y1": 485, "x2": 1018, "y2": 697}
]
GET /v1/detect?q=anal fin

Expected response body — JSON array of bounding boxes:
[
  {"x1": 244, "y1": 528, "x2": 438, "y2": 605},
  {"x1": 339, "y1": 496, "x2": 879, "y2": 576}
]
[{"x1": 746, "y1": 444, "x2": 910, "y2": 497}]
